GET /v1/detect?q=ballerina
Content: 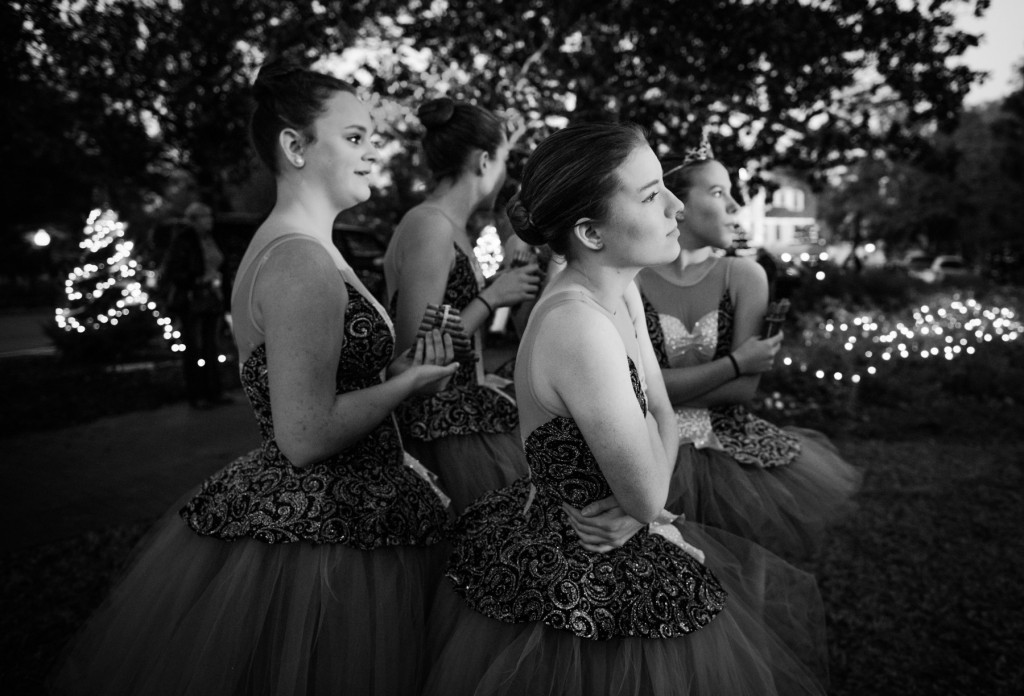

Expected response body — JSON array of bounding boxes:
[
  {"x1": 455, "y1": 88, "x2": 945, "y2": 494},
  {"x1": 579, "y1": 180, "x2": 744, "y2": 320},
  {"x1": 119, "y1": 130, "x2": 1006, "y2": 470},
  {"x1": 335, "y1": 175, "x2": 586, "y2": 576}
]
[
  {"x1": 383, "y1": 97, "x2": 542, "y2": 512},
  {"x1": 51, "y1": 59, "x2": 457, "y2": 696},
  {"x1": 638, "y1": 130, "x2": 862, "y2": 560},
  {"x1": 423, "y1": 121, "x2": 829, "y2": 696}
]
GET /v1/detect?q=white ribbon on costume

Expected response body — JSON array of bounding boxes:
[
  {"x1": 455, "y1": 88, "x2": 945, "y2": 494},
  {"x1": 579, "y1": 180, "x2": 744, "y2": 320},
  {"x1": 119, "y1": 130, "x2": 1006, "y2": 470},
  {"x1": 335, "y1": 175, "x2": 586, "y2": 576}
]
[
  {"x1": 402, "y1": 451, "x2": 452, "y2": 509},
  {"x1": 648, "y1": 509, "x2": 706, "y2": 564}
]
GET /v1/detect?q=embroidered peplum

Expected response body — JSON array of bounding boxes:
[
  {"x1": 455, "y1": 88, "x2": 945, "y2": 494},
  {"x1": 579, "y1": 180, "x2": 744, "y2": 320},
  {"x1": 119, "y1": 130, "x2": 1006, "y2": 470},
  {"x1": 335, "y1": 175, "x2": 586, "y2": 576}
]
[
  {"x1": 180, "y1": 283, "x2": 451, "y2": 548},
  {"x1": 446, "y1": 357, "x2": 727, "y2": 641},
  {"x1": 394, "y1": 244, "x2": 518, "y2": 441},
  {"x1": 643, "y1": 290, "x2": 801, "y2": 468}
]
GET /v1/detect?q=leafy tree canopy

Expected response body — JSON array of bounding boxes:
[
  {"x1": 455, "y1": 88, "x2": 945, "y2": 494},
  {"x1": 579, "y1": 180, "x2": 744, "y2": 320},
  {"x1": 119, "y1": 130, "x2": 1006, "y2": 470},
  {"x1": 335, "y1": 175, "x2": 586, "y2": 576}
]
[{"x1": 3, "y1": 0, "x2": 989, "y2": 238}]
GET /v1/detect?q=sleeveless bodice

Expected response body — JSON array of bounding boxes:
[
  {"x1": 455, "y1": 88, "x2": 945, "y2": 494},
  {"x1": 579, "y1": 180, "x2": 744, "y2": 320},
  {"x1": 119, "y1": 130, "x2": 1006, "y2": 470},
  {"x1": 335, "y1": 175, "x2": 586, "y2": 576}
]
[
  {"x1": 447, "y1": 344, "x2": 727, "y2": 640},
  {"x1": 660, "y1": 310, "x2": 719, "y2": 365},
  {"x1": 181, "y1": 283, "x2": 451, "y2": 548},
  {"x1": 642, "y1": 286, "x2": 801, "y2": 468},
  {"x1": 393, "y1": 244, "x2": 518, "y2": 441}
]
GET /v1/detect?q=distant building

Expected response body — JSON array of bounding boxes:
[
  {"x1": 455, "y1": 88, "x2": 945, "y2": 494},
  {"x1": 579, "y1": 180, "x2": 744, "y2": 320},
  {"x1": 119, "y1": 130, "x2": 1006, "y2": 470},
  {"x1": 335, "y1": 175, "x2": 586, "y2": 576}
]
[{"x1": 738, "y1": 170, "x2": 821, "y2": 252}]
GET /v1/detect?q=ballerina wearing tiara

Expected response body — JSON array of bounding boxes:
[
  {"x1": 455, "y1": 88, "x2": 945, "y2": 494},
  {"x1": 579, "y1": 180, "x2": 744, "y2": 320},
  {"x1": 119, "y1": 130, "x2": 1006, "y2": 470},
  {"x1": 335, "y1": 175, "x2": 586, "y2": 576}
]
[{"x1": 637, "y1": 129, "x2": 862, "y2": 560}]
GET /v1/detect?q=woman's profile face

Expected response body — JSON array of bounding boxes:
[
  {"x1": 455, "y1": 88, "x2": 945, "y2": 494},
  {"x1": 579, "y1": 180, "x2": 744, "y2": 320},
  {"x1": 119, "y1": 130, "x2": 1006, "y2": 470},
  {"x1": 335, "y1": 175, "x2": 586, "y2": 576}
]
[
  {"x1": 678, "y1": 160, "x2": 739, "y2": 250},
  {"x1": 595, "y1": 144, "x2": 684, "y2": 268},
  {"x1": 306, "y1": 91, "x2": 380, "y2": 211}
]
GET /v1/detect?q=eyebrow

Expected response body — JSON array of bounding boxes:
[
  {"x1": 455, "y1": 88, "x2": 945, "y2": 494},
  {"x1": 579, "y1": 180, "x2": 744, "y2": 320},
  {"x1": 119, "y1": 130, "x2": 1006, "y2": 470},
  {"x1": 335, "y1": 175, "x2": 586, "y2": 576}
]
[{"x1": 638, "y1": 179, "x2": 660, "y2": 193}]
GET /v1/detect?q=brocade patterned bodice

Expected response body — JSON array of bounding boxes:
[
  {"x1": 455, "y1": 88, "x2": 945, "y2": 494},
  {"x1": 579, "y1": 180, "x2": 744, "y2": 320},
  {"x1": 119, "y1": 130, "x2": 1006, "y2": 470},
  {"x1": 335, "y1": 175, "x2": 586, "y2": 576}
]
[
  {"x1": 180, "y1": 283, "x2": 451, "y2": 548},
  {"x1": 394, "y1": 244, "x2": 518, "y2": 441},
  {"x1": 446, "y1": 357, "x2": 727, "y2": 641},
  {"x1": 642, "y1": 290, "x2": 801, "y2": 468}
]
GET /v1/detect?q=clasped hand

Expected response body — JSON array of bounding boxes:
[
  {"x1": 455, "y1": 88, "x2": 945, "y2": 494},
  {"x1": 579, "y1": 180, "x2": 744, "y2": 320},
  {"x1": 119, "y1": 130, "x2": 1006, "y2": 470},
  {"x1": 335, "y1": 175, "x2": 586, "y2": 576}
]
[{"x1": 561, "y1": 495, "x2": 646, "y2": 553}]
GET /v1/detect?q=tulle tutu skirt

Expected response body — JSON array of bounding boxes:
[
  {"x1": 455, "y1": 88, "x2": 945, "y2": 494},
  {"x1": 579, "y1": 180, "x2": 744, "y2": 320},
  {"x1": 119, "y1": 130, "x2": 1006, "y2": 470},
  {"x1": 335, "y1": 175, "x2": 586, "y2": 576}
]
[
  {"x1": 667, "y1": 427, "x2": 863, "y2": 559},
  {"x1": 422, "y1": 523, "x2": 828, "y2": 696},
  {"x1": 50, "y1": 498, "x2": 448, "y2": 696},
  {"x1": 405, "y1": 429, "x2": 529, "y2": 514}
]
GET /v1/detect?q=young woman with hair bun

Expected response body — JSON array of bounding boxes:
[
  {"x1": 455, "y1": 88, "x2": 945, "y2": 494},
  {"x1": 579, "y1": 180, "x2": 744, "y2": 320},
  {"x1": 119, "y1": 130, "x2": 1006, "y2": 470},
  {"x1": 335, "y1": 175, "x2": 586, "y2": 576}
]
[
  {"x1": 51, "y1": 59, "x2": 457, "y2": 696},
  {"x1": 383, "y1": 97, "x2": 542, "y2": 513},
  {"x1": 638, "y1": 134, "x2": 862, "y2": 560},
  {"x1": 422, "y1": 122, "x2": 829, "y2": 696}
]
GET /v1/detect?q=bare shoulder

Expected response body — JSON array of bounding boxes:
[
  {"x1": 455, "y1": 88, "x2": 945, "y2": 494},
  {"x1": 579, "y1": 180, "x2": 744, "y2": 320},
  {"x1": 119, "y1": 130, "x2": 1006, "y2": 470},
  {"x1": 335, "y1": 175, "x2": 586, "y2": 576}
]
[
  {"x1": 395, "y1": 206, "x2": 458, "y2": 246},
  {"x1": 534, "y1": 299, "x2": 626, "y2": 375},
  {"x1": 728, "y1": 256, "x2": 768, "y2": 282}
]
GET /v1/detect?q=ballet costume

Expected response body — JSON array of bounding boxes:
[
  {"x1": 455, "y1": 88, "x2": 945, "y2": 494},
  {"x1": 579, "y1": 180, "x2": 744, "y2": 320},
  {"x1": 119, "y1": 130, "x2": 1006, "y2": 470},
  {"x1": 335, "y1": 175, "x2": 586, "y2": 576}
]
[
  {"x1": 51, "y1": 235, "x2": 451, "y2": 696},
  {"x1": 641, "y1": 257, "x2": 862, "y2": 559}
]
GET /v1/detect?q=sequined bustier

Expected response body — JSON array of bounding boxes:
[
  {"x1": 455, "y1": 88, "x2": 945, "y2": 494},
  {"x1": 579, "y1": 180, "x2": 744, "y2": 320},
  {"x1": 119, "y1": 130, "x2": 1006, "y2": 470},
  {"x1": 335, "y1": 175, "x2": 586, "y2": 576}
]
[
  {"x1": 446, "y1": 357, "x2": 727, "y2": 641},
  {"x1": 394, "y1": 244, "x2": 518, "y2": 441},
  {"x1": 180, "y1": 283, "x2": 451, "y2": 548},
  {"x1": 643, "y1": 291, "x2": 800, "y2": 468}
]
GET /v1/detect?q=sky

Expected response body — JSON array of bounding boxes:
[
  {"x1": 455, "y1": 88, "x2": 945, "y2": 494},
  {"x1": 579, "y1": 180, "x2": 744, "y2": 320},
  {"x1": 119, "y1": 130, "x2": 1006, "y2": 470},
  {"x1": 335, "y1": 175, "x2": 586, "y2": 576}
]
[{"x1": 955, "y1": 0, "x2": 1024, "y2": 104}]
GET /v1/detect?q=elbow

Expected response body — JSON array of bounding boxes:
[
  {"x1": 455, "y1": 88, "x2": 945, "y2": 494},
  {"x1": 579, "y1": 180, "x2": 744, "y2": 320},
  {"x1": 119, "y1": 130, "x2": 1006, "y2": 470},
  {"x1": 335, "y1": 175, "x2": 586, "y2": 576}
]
[
  {"x1": 624, "y1": 501, "x2": 666, "y2": 526},
  {"x1": 276, "y1": 430, "x2": 330, "y2": 469},
  {"x1": 619, "y1": 487, "x2": 669, "y2": 525}
]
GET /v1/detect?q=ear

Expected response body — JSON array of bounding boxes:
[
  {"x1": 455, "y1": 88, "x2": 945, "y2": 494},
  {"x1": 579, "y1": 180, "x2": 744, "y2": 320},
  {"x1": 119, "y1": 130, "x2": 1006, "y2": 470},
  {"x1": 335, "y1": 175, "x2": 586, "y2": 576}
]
[
  {"x1": 473, "y1": 150, "x2": 490, "y2": 177},
  {"x1": 278, "y1": 128, "x2": 306, "y2": 168},
  {"x1": 572, "y1": 217, "x2": 604, "y2": 251}
]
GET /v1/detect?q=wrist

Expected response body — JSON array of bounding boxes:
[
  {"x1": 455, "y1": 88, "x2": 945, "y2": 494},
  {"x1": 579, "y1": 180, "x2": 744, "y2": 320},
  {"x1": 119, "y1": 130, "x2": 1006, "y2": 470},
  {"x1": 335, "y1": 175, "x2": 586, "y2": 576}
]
[
  {"x1": 475, "y1": 293, "x2": 495, "y2": 316},
  {"x1": 726, "y1": 353, "x2": 742, "y2": 378}
]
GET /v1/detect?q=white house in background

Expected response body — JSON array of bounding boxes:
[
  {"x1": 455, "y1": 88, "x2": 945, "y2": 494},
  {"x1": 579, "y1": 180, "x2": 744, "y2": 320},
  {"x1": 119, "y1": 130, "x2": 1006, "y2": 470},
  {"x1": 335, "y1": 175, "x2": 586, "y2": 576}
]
[{"x1": 737, "y1": 169, "x2": 822, "y2": 252}]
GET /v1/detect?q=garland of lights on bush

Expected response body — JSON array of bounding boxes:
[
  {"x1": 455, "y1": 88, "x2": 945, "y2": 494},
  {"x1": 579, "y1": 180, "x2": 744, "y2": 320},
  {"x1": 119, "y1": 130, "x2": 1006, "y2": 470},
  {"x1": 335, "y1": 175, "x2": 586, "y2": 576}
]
[
  {"x1": 56, "y1": 209, "x2": 1020, "y2": 385},
  {"x1": 780, "y1": 294, "x2": 1022, "y2": 385}
]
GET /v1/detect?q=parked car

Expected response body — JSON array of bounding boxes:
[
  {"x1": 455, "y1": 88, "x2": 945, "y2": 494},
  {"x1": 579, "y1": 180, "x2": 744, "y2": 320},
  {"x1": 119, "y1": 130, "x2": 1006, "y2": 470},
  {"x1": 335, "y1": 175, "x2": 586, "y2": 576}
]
[
  {"x1": 899, "y1": 251, "x2": 935, "y2": 279},
  {"x1": 913, "y1": 255, "x2": 973, "y2": 284}
]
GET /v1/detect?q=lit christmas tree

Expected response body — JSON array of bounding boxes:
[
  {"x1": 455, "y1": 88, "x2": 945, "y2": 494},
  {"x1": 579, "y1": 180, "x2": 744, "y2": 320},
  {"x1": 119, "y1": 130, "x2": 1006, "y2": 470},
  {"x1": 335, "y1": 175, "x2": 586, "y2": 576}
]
[{"x1": 50, "y1": 208, "x2": 177, "y2": 361}]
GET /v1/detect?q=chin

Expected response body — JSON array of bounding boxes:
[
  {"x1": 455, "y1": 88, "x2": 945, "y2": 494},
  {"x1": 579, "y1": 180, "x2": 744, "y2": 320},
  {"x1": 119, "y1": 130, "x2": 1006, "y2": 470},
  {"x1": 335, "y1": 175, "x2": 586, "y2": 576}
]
[{"x1": 651, "y1": 240, "x2": 681, "y2": 265}]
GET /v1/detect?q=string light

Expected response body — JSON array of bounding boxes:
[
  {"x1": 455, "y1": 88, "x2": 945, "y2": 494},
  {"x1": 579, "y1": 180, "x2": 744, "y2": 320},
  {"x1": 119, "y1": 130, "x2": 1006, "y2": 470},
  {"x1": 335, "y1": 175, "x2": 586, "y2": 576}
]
[{"x1": 777, "y1": 292, "x2": 1023, "y2": 386}]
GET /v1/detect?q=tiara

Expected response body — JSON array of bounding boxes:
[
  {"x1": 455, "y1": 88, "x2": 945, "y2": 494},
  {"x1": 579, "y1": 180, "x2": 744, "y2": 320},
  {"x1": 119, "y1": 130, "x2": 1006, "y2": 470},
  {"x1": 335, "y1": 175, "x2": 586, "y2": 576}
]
[{"x1": 664, "y1": 127, "x2": 714, "y2": 178}]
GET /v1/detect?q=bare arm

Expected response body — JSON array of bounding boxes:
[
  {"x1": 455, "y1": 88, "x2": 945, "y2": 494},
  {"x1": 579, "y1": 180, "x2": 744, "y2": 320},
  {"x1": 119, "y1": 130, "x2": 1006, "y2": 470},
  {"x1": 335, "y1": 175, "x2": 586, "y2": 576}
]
[
  {"x1": 259, "y1": 240, "x2": 457, "y2": 467},
  {"x1": 625, "y1": 281, "x2": 679, "y2": 464},
  {"x1": 538, "y1": 304, "x2": 671, "y2": 523},
  {"x1": 386, "y1": 213, "x2": 457, "y2": 357}
]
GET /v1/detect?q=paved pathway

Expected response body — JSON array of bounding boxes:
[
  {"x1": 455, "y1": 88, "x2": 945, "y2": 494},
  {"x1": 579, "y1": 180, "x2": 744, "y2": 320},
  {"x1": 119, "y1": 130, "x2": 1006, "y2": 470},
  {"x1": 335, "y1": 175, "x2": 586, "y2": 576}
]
[
  {"x1": 0, "y1": 308, "x2": 517, "y2": 551},
  {"x1": 1, "y1": 392, "x2": 258, "y2": 550}
]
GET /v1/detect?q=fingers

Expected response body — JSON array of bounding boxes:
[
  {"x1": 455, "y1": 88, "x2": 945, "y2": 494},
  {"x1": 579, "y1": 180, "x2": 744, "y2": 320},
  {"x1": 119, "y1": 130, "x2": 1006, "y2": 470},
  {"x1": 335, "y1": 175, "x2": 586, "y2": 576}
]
[
  {"x1": 423, "y1": 328, "x2": 441, "y2": 365},
  {"x1": 440, "y1": 330, "x2": 455, "y2": 364},
  {"x1": 578, "y1": 495, "x2": 620, "y2": 517},
  {"x1": 412, "y1": 335, "x2": 426, "y2": 366}
]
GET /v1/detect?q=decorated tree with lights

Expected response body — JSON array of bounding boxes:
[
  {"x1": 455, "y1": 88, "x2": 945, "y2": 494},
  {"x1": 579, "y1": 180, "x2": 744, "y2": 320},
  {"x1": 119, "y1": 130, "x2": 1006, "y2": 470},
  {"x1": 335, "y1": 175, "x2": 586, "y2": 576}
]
[{"x1": 49, "y1": 208, "x2": 176, "y2": 362}]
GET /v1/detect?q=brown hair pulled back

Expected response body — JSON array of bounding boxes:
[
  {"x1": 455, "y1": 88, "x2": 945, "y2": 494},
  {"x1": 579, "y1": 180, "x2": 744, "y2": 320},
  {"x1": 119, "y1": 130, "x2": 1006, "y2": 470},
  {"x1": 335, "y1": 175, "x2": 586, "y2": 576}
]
[
  {"x1": 506, "y1": 122, "x2": 648, "y2": 256},
  {"x1": 249, "y1": 58, "x2": 356, "y2": 174}
]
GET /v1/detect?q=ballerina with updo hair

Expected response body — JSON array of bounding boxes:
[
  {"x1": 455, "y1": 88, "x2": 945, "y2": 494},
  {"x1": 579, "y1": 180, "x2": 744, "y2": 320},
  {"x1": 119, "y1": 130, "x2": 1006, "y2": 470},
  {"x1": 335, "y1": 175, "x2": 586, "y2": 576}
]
[
  {"x1": 383, "y1": 96, "x2": 543, "y2": 513},
  {"x1": 51, "y1": 58, "x2": 458, "y2": 695},
  {"x1": 423, "y1": 121, "x2": 829, "y2": 695},
  {"x1": 638, "y1": 133, "x2": 862, "y2": 560}
]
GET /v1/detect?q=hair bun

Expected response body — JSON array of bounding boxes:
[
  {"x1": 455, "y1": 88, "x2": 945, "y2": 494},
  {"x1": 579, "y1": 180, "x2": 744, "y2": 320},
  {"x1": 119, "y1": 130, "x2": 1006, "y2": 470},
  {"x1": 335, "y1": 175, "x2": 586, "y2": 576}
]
[
  {"x1": 417, "y1": 98, "x2": 456, "y2": 128},
  {"x1": 252, "y1": 57, "x2": 305, "y2": 101},
  {"x1": 506, "y1": 195, "x2": 545, "y2": 246}
]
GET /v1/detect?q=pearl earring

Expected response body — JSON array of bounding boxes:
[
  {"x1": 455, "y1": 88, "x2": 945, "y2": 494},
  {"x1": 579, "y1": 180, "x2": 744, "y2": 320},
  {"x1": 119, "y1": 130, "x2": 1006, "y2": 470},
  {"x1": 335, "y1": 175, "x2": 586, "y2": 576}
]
[{"x1": 294, "y1": 156, "x2": 305, "y2": 168}]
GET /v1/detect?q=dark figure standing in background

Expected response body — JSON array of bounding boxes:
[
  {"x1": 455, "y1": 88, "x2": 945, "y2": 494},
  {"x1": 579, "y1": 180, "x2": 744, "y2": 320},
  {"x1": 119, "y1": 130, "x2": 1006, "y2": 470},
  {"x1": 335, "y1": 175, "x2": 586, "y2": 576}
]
[
  {"x1": 161, "y1": 201, "x2": 229, "y2": 408},
  {"x1": 756, "y1": 246, "x2": 779, "y2": 301}
]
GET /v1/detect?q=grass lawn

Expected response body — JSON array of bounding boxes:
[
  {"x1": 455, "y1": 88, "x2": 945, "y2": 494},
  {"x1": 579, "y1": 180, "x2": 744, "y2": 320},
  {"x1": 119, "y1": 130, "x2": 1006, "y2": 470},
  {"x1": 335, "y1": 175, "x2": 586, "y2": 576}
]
[{"x1": 1, "y1": 338, "x2": 1023, "y2": 694}]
